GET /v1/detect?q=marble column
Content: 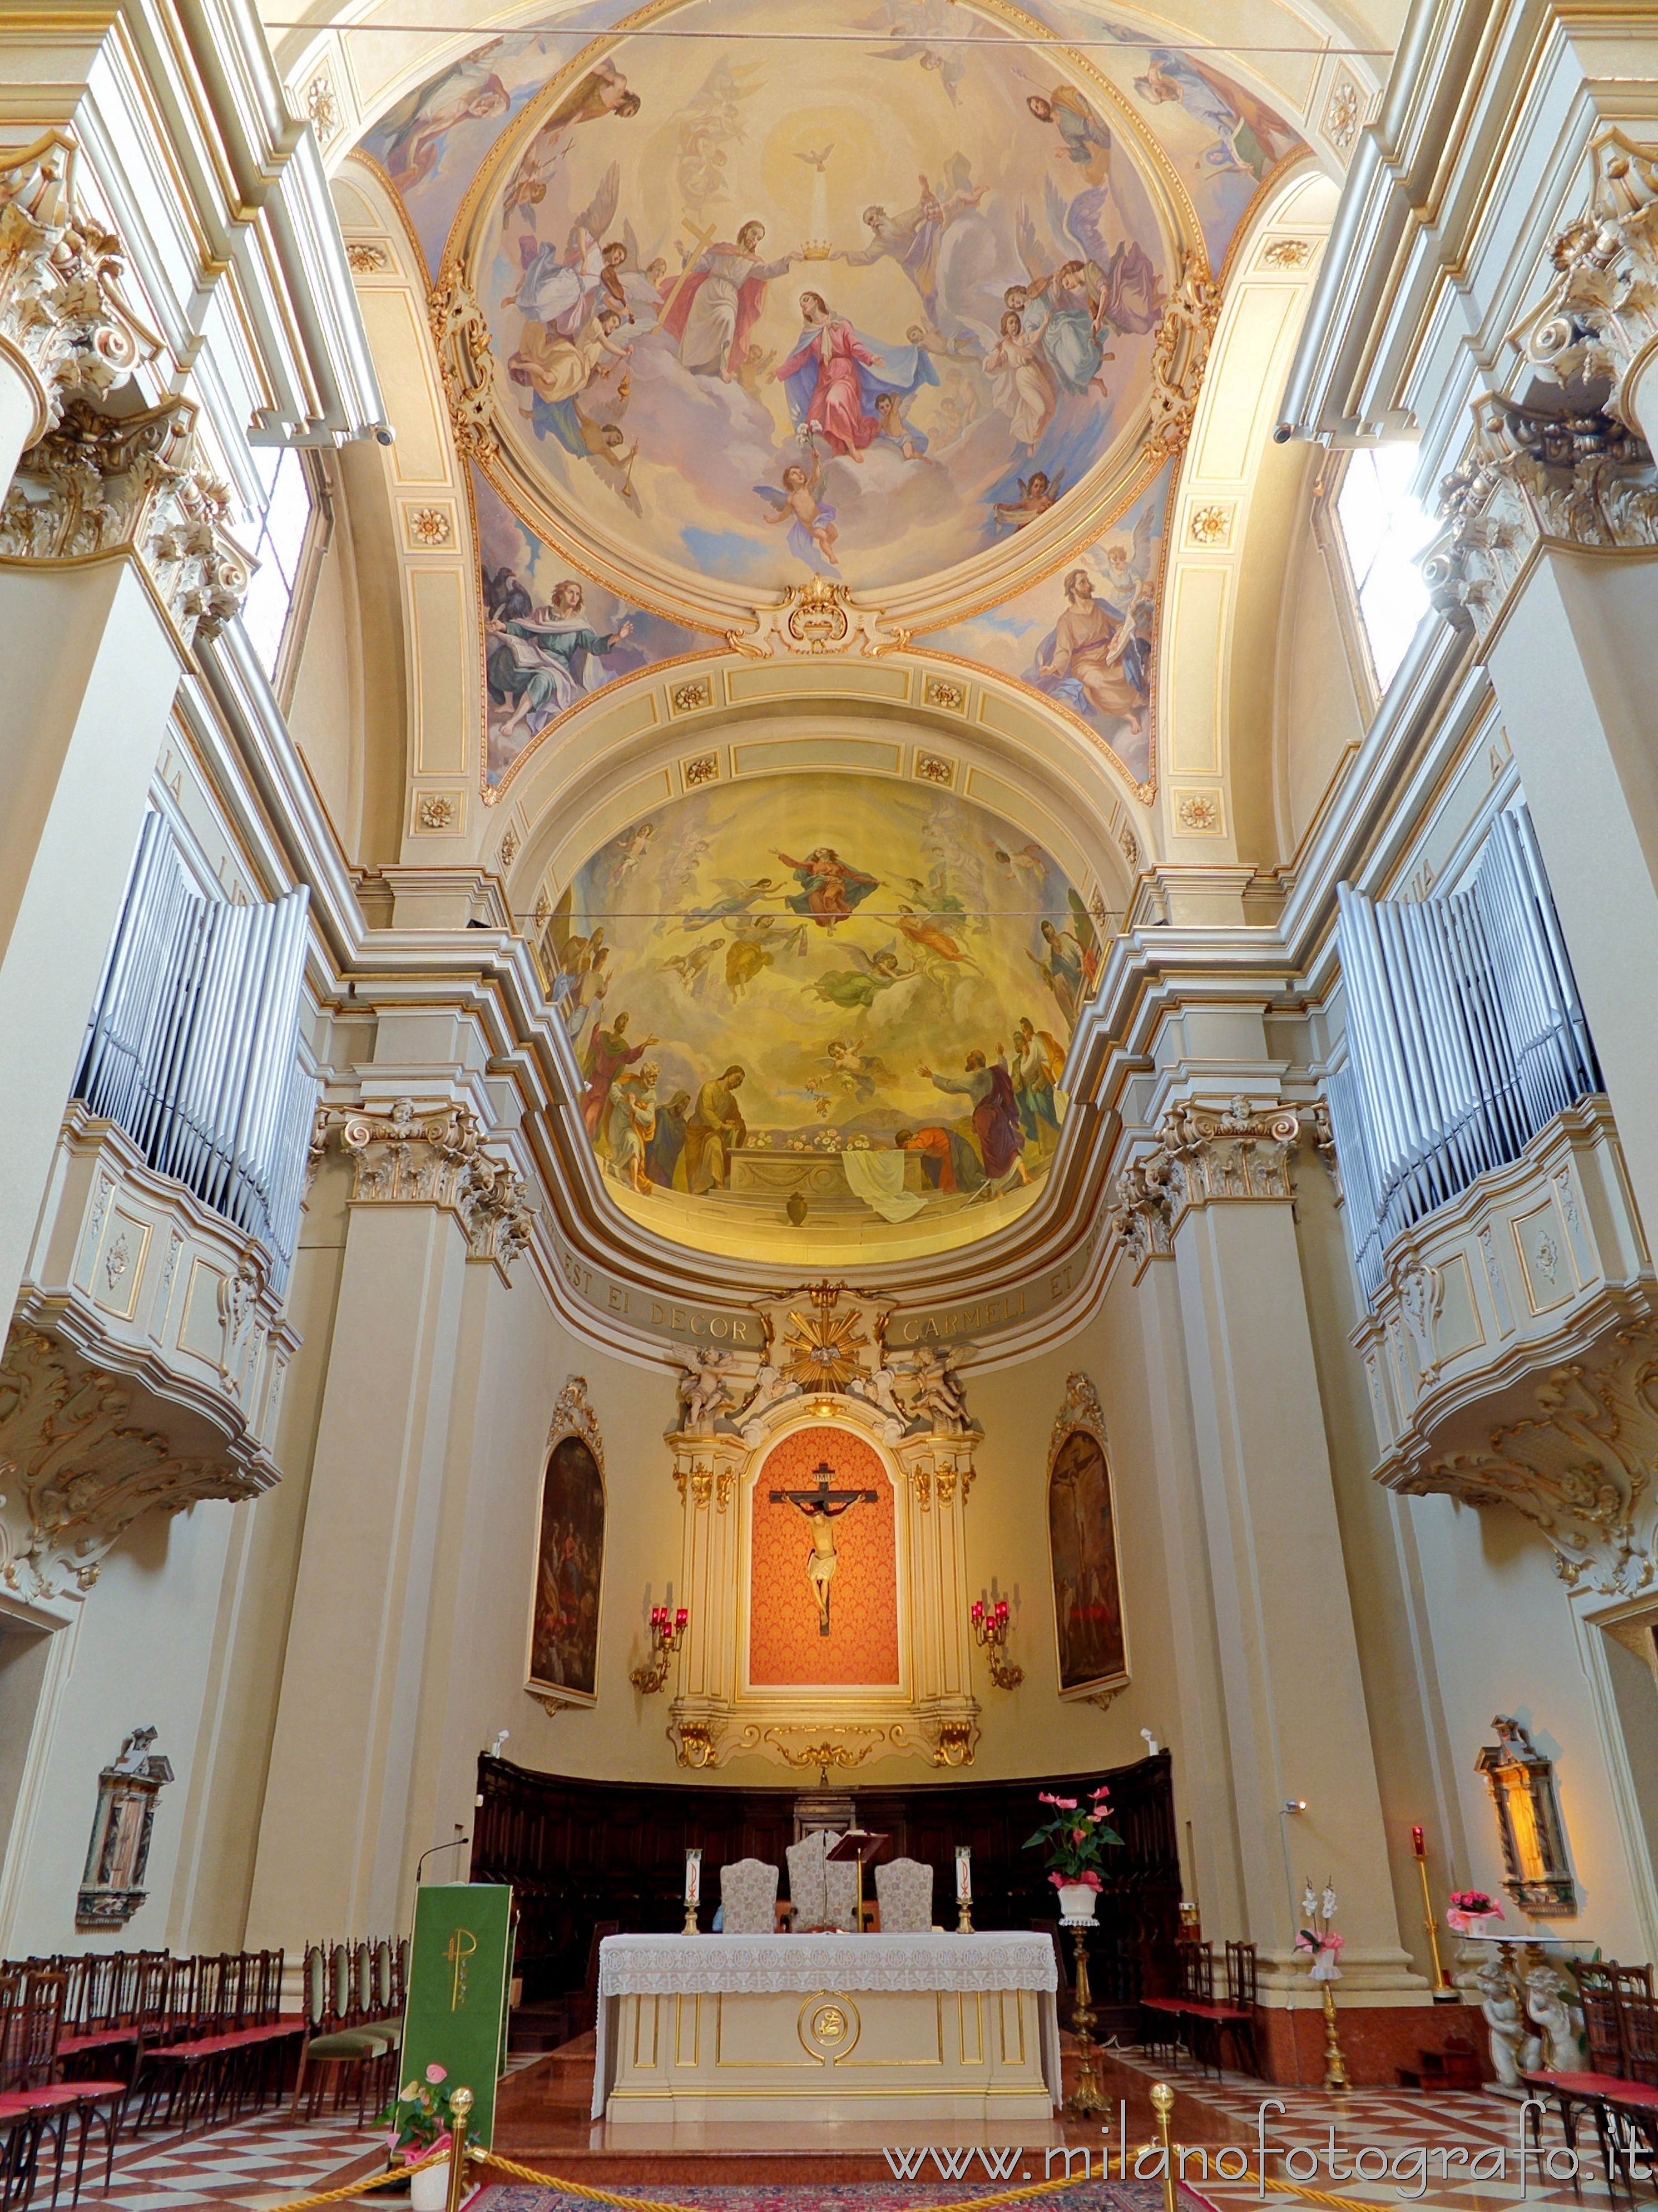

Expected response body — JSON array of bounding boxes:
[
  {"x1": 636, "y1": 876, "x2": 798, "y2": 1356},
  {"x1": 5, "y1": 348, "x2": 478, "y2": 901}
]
[
  {"x1": 1128, "y1": 1094, "x2": 1422, "y2": 2013},
  {"x1": 0, "y1": 397, "x2": 246, "y2": 1333}
]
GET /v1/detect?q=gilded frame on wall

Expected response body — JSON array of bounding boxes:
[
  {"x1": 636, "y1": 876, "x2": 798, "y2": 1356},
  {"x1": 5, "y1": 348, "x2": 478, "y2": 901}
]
[
  {"x1": 525, "y1": 1376, "x2": 607, "y2": 1715},
  {"x1": 1047, "y1": 1373, "x2": 1130, "y2": 1709}
]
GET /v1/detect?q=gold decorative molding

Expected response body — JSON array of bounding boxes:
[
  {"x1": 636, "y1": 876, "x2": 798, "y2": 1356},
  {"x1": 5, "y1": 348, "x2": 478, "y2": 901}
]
[
  {"x1": 1050, "y1": 1371, "x2": 1107, "y2": 1464},
  {"x1": 729, "y1": 578, "x2": 909, "y2": 660},
  {"x1": 547, "y1": 1373, "x2": 603, "y2": 1473},
  {"x1": 0, "y1": 396, "x2": 249, "y2": 651},
  {"x1": 0, "y1": 1324, "x2": 272, "y2": 1607},
  {"x1": 429, "y1": 270, "x2": 498, "y2": 462},
  {"x1": 1511, "y1": 129, "x2": 1658, "y2": 441},
  {"x1": 1144, "y1": 253, "x2": 1222, "y2": 461},
  {"x1": 0, "y1": 132, "x2": 152, "y2": 450},
  {"x1": 527, "y1": 1688, "x2": 585, "y2": 1718},
  {"x1": 1425, "y1": 392, "x2": 1658, "y2": 643}
]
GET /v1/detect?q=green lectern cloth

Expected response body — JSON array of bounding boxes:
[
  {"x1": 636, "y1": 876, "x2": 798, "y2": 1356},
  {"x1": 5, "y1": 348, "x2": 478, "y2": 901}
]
[{"x1": 400, "y1": 1882, "x2": 514, "y2": 2146}]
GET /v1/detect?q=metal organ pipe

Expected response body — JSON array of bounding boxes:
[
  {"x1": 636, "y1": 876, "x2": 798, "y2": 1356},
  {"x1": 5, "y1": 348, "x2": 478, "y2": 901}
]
[
  {"x1": 74, "y1": 812, "x2": 315, "y2": 1292},
  {"x1": 1331, "y1": 804, "x2": 1600, "y2": 1305}
]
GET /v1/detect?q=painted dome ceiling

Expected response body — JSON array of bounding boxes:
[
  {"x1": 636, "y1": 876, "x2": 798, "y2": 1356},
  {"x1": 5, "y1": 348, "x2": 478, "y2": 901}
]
[
  {"x1": 540, "y1": 772, "x2": 1097, "y2": 1258},
  {"x1": 362, "y1": 0, "x2": 1303, "y2": 624}
]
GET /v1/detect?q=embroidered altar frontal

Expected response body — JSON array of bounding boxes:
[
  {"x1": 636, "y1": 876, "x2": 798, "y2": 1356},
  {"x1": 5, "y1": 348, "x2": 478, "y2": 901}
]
[{"x1": 594, "y1": 1933, "x2": 1060, "y2": 2124}]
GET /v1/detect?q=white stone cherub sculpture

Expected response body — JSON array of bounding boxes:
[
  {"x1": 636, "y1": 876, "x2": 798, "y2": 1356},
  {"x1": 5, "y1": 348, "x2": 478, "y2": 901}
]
[
  {"x1": 1476, "y1": 1954, "x2": 1541, "y2": 2087},
  {"x1": 676, "y1": 1347, "x2": 740, "y2": 1433}
]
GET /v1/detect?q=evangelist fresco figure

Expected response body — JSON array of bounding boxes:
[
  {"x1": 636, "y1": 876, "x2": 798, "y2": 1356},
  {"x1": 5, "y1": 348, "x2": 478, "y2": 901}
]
[
  {"x1": 1048, "y1": 1426, "x2": 1126, "y2": 1692},
  {"x1": 529, "y1": 1433, "x2": 606, "y2": 1697}
]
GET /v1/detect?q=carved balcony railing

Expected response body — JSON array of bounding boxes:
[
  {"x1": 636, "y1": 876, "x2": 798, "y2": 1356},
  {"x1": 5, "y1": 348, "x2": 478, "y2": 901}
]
[{"x1": 1328, "y1": 806, "x2": 1600, "y2": 1305}]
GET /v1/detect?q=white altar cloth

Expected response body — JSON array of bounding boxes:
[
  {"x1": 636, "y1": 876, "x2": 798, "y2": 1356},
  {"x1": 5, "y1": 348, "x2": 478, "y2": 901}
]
[{"x1": 593, "y1": 1932, "x2": 1061, "y2": 2117}]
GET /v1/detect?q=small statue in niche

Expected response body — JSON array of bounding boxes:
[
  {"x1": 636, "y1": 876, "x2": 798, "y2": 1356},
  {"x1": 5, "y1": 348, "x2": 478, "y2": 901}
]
[{"x1": 1476, "y1": 1954, "x2": 1540, "y2": 2088}]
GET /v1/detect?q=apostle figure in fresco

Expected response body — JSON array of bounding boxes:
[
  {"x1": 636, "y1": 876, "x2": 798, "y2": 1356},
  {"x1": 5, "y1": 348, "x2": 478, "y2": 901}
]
[
  {"x1": 776, "y1": 847, "x2": 880, "y2": 930},
  {"x1": 661, "y1": 220, "x2": 800, "y2": 379},
  {"x1": 1037, "y1": 569, "x2": 1146, "y2": 737},
  {"x1": 1130, "y1": 49, "x2": 1298, "y2": 179},
  {"x1": 894, "y1": 1124, "x2": 987, "y2": 1196},
  {"x1": 380, "y1": 46, "x2": 510, "y2": 186},
  {"x1": 487, "y1": 580, "x2": 635, "y2": 745},
  {"x1": 1028, "y1": 919, "x2": 1086, "y2": 1027},
  {"x1": 606, "y1": 1062, "x2": 659, "y2": 1193},
  {"x1": 1012, "y1": 1016, "x2": 1066, "y2": 1147},
  {"x1": 580, "y1": 1011, "x2": 657, "y2": 1142},
  {"x1": 646, "y1": 1089, "x2": 692, "y2": 1189},
  {"x1": 918, "y1": 1048, "x2": 1029, "y2": 1187},
  {"x1": 776, "y1": 293, "x2": 939, "y2": 461},
  {"x1": 684, "y1": 1066, "x2": 747, "y2": 1192}
]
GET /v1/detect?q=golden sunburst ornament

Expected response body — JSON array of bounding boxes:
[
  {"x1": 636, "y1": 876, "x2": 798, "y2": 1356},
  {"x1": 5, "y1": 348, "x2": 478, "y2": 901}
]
[{"x1": 783, "y1": 1281, "x2": 869, "y2": 1391}]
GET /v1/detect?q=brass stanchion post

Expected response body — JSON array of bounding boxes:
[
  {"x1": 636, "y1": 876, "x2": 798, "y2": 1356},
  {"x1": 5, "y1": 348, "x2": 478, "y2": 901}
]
[
  {"x1": 1065, "y1": 1923, "x2": 1108, "y2": 2116},
  {"x1": 1320, "y1": 1984, "x2": 1350, "y2": 2092},
  {"x1": 445, "y1": 2086, "x2": 473, "y2": 2212},
  {"x1": 1151, "y1": 2081, "x2": 1178, "y2": 2212}
]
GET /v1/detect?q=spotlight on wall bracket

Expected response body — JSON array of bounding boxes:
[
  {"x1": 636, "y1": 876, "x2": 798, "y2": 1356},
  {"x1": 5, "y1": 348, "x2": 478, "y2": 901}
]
[{"x1": 1283, "y1": 1799, "x2": 1308, "y2": 1814}]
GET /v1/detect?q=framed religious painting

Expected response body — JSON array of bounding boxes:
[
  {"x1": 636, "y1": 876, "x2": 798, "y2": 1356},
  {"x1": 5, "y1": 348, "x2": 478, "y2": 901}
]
[
  {"x1": 525, "y1": 1378, "x2": 606, "y2": 1713},
  {"x1": 1047, "y1": 1374, "x2": 1130, "y2": 1706}
]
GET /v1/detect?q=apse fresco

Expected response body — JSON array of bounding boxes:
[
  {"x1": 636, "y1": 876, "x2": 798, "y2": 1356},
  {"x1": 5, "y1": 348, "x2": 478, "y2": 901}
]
[
  {"x1": 474, "y1": 467, "x2": 706, "y2": 787},
  {"x1": 918, "y1": 461, "x2": 1169, "y2": 787},
  {"x1": 467, "y1": 0, "x2": 1177, "y2": 588},
  {"x1": 542, "y1": 775, "x2": 1099, "y2": 1238}
]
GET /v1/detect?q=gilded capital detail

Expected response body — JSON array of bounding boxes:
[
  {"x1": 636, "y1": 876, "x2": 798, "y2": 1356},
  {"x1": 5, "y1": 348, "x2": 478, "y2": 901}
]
[
  {"x1": 337, "y1": 1098, "x2": 534, "y2": 1267},
  {"x1": 0, "y1": 396, "x2": 250, "y2": 649},
  {"x1": 0, "y1": 134, "x2": 149, "y2": 448}
]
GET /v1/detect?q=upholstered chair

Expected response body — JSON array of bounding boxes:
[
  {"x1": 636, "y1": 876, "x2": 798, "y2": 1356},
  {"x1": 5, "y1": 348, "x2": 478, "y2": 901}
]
[
  {"x1": 719, "y1": 1857, "x2": 780, "y2": 1934},
  {"x1": 874, "y1": 1857, "x2": 934, "y2": 1933},
  {"x1": 785, "y1": 1832, "x2": 829, "y2": 1928}
]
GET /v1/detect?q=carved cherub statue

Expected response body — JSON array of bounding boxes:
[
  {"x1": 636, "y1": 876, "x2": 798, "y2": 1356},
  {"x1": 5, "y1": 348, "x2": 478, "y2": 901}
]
[
  {"x1": 677, "y1": 1347, "x2": 740, "y2": 1433},
  {"x1": 1476, "y1": 1954, "x2": 1540, "y2": 2087},
  {"x1": 903, "y1": 1344, "x2": 973, "y2": 1434},
  {"x1": 1526, "y1": 1963, "x2": 1582, "y2": 2073}
]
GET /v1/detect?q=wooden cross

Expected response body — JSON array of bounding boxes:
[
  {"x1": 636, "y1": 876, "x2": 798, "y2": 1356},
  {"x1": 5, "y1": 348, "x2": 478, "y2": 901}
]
[
  {"x1": 770, "y1": 1463, "x2": 880, "y2": 1636},
  {"x1": 769, "y1": 1462, "x2": 880, "y2": 1517}
]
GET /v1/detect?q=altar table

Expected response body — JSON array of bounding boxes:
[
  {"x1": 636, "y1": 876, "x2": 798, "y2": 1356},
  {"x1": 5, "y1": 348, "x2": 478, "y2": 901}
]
[{"x1": 593, "y1": 1932, "x2": 1061, "y2": 2122}]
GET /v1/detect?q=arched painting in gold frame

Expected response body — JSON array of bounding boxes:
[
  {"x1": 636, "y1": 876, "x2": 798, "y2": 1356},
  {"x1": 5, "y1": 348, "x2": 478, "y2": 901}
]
[{"x1": 1047, "y1": 1372, "x2": 1128, "y2": 1704}]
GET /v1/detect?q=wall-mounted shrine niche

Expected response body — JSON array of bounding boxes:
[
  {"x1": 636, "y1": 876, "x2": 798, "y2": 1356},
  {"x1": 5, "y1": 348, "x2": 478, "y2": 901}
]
[
  {"x1": 1475, "y1": 1715, "x2": 1575, "y2": 1916},
  {"x1": 77, "y1": 1727, "x2": 173, "y2": 1929}
]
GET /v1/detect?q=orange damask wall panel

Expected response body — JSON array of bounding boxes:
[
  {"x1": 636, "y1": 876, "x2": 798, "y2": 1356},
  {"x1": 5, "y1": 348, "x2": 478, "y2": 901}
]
[{"x1": 749, "y1": 1426, "x2": 900, "y2": 1687}]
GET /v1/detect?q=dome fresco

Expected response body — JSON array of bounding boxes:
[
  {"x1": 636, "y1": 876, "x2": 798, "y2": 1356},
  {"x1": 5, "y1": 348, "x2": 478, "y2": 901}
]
[{"x1": 540, "y1": 774, "x2": 1098, "y2": 1254}]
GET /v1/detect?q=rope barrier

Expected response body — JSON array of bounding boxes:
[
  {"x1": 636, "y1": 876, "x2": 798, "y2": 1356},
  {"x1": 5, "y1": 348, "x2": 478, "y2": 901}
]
[{"x1": 250, "y1": 2144, "x2": 448, "y2": 2211}]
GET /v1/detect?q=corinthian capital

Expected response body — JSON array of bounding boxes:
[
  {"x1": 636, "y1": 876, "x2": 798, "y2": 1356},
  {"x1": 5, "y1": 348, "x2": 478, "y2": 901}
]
[
  {"x1": 0, "y1": 394, "x2": 249, "y2": 649},
  {"x1": 1511, "y1": 128, "x2": 1658, "y2": 446},
  {"x1": 0, "y1": 132, "x2": 151, "y2": 447},
  {"x1": 1423, "y1": 391, "x2": 1658, "y2": 640}
]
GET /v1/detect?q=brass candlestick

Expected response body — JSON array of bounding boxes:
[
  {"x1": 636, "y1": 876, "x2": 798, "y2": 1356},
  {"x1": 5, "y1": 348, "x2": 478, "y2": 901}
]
[
  {"x1": 1410, "y1": 1826, "x2": 1453, "y2": 1991},
  {"x1": 1320, "y1": 1982, "x2": 1350, "y2": 2092},
  {"x1": 1066, "y1": 1923, "x2": 1108, "y2": 2115}
]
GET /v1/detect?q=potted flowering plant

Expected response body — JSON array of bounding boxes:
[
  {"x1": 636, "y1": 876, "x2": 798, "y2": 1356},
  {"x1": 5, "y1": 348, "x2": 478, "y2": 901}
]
[
  {"x1": 1023, "y1": 1786, "x2": 1122, "y2": 1922},
  {"x1": 1446, "y1": 1889, "x2": 1505, "y2": 1937},
  {"x1": 1296, "y1": 1881, "x2": 1345, "y2": 1982},
  {"x1": 379, "y1": 2062, "x2": 458, "y2": 2210}
]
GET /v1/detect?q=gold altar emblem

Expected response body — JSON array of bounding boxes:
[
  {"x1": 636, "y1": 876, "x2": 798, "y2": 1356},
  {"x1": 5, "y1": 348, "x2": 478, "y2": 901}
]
[
  {"x1": 799, "y1": 1993, "x2": 861, "y2": 2060},
  {"x1": 446, "y1": 1926, "x2": 478, "y2": 2009}
]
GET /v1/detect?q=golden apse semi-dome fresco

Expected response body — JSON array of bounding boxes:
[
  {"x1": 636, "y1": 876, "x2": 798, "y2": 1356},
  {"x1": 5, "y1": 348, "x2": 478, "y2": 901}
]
[
  {"x1": 363, "y1": 0, "x2": 1304, "y2": 633},
  {"x1": 538, "y1": 773, "x2": 1098, "y2": 1257}
]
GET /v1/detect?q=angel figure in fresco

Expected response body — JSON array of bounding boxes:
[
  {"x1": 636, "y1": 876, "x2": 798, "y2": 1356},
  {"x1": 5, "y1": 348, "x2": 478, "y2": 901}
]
[
  {"x1": 1035, "y1": 567, "x2": 1146, "y2": 740},
  {"x1": 756, "y1": 443, "x2": 840, "y2": 572},
  {"x1": 379, "y1": 44, "x2": 509, "y2": 186},
  {"x1": 865, "y1": 0, "x2": 969, "y2": 105},
  {"x1": 993, "y1": 470, "x2": 1060, "y2": 530},
  {"x1": 806, "y1": 945, "x2": 918, "y2": 1015},
  {"x1": 542, "y1": 56, "x2": 642, "y2": 135},
  {"x1": 657, "y1": 941, "x2": 721, "y2": 995},
  {"x1": 824, "y1": 1039, "x2": 894, "y2": 1102},
  {"x1": 508, "y1": 307, "x2": 633, "y2": 450},
  {"x1": 776, "y1": 293, "x2": 939, "y2": 462},
  {"x1": 983, "y1": 310, "x2": 1055, "y2": 450},
  {"x1": 508, "y1": 215, "x2": 616, "y2": 334},
  {"x1": 605, "y1": 820, "x2": 655, "y2": 887},
  {"x1": 1127, "y1": 46, "x2": 1298, "y2": 180},
  {"x1": 722, "y1": 913, "x2": 808, "y2": 996},
  {"x1": 1025, "y1": 84, "x2": 1115, "y2": 186},
  {"x1": 1096, "y1": 512, "x2": 1157, "y2": 698},
  {"x1": 895, "y1": 905, "x2": 984, "y2": 976},
  {"x1": 778, "y1": 847, "x2": 881, "y2": 930},
  {"x1": 661, "y1": 220, "x2": 801, "y2": 380},
  {"x1": 832, "y1": 161, "x2": 985, "y2": 322},
  {"x1": 679, "y1": 877, "x2": 779, "y2": 931}
]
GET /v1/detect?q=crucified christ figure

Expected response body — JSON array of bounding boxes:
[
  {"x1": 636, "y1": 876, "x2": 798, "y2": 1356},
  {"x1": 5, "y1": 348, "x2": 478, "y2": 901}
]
[{"x1": 769, "y1": 1461, "x2": 879, "y2": 1635}]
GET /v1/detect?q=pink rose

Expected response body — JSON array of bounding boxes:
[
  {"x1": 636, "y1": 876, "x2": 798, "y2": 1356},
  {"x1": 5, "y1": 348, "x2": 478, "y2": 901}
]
[{"x1": 425, "y1": 2063, "x2": 447, "y2": 2085}]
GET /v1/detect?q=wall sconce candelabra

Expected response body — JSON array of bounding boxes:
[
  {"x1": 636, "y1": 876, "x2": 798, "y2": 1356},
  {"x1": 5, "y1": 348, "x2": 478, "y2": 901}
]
[
  {"x1": 970, "y1": 1594, "x2": 1023, "y2": 1690},
  {"x1": 630, "y1": 1604, "x2": 688, "y2": 1694}
]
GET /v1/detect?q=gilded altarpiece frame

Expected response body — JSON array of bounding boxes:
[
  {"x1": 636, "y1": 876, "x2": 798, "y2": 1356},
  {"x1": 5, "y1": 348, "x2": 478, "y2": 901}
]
[{"x1": 664, "y1": 1392, "x2": 982, "y2": 1774}]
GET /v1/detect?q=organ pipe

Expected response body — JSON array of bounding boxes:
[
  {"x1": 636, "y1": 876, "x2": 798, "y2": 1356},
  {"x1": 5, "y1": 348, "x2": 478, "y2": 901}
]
[
  {"x1": 1331, "y1": 806, "x2": 1599, "y2": 1306},
  {"x1": 75, "y1": 811, "x2": 315, "y2": 1292}
]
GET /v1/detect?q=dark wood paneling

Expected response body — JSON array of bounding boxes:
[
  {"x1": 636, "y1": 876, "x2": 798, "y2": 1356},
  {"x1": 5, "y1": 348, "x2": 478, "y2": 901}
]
[{"x1": 473, "y1": 1751, "x2": 1181, "y2": 2006}]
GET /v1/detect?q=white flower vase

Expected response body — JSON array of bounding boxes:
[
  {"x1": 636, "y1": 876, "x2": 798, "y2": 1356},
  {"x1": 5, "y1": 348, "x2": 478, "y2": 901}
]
[
  {"x1": 1057, "y1": 1883, "x2": 1098, "y2": 1923},
  {"x1": 410, "y1": 2159, "x2": 449, "y2": 2210},
  {"x1": 1309, "y1": 1953, "x2": 1342, "y2": 1983}
]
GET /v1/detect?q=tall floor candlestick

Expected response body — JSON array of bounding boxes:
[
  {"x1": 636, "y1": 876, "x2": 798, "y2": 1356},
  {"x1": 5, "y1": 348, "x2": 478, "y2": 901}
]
[
  {"x1": 1410, "y1": 1825, "x2": 1453, "y2": 1992},
  {"x1": 1066, "y1": 1925, "x2": 1108, "y2": 2115}
]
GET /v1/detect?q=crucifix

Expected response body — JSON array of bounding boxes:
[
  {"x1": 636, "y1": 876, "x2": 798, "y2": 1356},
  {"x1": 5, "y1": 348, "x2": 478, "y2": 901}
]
[{"x1": 769, "y1": 1461, "x2": 879, "y2": 1636}]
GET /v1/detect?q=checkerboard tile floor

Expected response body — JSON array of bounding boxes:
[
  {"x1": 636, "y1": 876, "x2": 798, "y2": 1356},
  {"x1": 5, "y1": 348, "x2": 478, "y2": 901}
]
[
  {"x1": 69, "y1": 2107, "x2": 379, "y2": 2212},
  {"x1": 1107, "y1": 2044, "x2": 1649, "y2": 2209}
]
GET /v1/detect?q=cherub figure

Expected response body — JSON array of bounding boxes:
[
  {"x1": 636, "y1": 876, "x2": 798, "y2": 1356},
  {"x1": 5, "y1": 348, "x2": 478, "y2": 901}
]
[
  {"x1": 756, "y1": 442, "x2": 839, "y2": 571},
  {"x1": 993, "y1": 470, "x2": 1061, "y2": 530},
  {"x1": 677, "y1": 1347, "x2": 740, "y2": 1433}
]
